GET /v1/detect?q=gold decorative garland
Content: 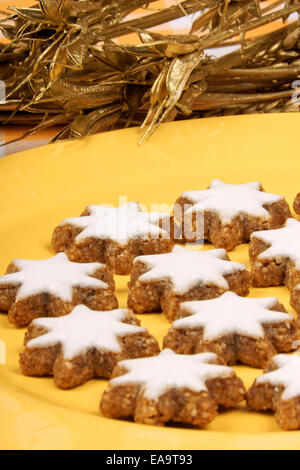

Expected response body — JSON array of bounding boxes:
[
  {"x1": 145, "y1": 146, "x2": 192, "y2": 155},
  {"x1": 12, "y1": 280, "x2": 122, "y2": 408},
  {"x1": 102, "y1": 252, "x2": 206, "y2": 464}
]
[{"x1": 0, "y1": 0, "x2": 300, "y2": 144}]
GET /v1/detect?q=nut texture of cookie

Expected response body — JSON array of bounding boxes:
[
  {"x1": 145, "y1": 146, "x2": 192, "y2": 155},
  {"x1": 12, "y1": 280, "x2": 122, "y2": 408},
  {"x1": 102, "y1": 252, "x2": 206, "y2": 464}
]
[
  {"x1": 52, "y1": 201, "x2": 174, "y2": 275},
  {"x1": 19, "y1": 305, "x2": 160, "y2": 389},
  {"x1": 127, "y1": 245, "x2": 250, "y2": 321},
  {"x1": 163, "y1": 292, "x2": 295, "y2": 368},
  {"x1": 100, "y1": 349, "x2": 245, "y2": 426},
  {"x1": 293, "y1": 193, "x2": 300, "y2": 215},
  {"x1": 0, "y1": 253, "x2": 118, "y2": 327},
  {"x1": 249, "y1": 218, "x2": 300, "y2": 313},
  {"x1": 247, "y1": 354, "x2": 300, "y2": 430},
  {"x1": 174, "y1": 180, "x2": 290, "y2": 251}
]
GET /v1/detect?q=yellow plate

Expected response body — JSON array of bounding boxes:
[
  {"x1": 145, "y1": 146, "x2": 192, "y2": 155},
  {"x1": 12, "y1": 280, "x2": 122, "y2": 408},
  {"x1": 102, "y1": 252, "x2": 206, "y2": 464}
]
[{"x1": 1, "y1": 113, "x2": 300, "y2": 450}]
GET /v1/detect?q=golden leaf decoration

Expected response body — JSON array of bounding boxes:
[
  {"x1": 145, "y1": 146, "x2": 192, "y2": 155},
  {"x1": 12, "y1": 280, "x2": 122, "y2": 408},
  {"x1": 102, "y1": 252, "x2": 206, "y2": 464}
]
[{"x1": 0, "y1": 0, "x2": 300, "y2": 146}]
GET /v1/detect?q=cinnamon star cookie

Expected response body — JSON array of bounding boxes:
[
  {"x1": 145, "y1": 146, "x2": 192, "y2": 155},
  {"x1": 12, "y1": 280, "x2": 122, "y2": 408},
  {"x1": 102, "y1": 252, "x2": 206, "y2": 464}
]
[
  {"x1": 128, "y1": 246, "x2": 250, "y2": 321},
  {"x1": 100, "y1": 349, "x2": 245, "y2": 427},
  {"x1": 20, "y1": 305, "x2": 159, "y2": 389},
  {"x1": 163, "y1": 292, "x2": 295, "y2": 368},
  {"x1": 52, "y1": 201, "x2": 174, "y2": 275},
  {"x1": 0, "y1": 252, "x2": 118, "y2": 327},
  {"x1": 247, "y1": 354, "x2": 300, "y2": 430},
  {"x1": 174, "y1": 180, "x2": 290, "y2": 250},
  {"x1": 250, "y1": 218, "x2": 300, "y2": 314}
]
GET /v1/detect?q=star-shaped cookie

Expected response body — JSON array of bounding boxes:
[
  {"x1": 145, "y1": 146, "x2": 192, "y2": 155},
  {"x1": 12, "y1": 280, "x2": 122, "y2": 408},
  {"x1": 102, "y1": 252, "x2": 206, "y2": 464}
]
[
  {"x1": 250, "y1": 218, "x2": 300, "y2": 313},
  {"x1": 127, "y1": 245, "x2": 250, "y2": 321},
  {"x1": 100, "y1": 349, "x2": 245, "y2": 426},
  {"x1": 20, "y1": 305, "x2": 160, "y2": 389},
  {"x1": 164, "y1": 292, "x2": 295, "y2": 367},
  {"x1": 174, "y1": 180, "x2": 290, "y2": 250},
  {"x1": 0, "y1": 252, "x2": 118, "y2": 326},
  {"x1": 247, "y1": 354, "x2": 300, "y2": 429},
  {"x1": 52, "y1": 201, "x2": 174, "y2": 275}
]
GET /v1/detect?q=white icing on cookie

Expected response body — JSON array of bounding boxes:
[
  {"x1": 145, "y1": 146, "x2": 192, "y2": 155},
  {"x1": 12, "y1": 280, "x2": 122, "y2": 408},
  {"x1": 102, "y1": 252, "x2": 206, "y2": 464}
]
[
  {"x1": 256, "y1": 354, "x2": 300, "y2": 400},
  {"x1": 27, "y1": 306, "x2": 145, "y2": 359},
  {"x1": 110, "y1": 349, "x2": 234, "y2": 400},
  {"x1": 172, "y1": 292, "x2": 293, "y2": 341},
  {"x1": 251, "y1": 218, "x2": 300, "y2": 269},
  {"x1": 0, "y1": 253, "x2": 107, "y2": 302},
  {"x1": 182, "y1": 179, "x2": 283, "y2": 224},
  {"x1": 135, "y1": 245, "x2": 247, "y2": 294},
  {"x1": 60, "y1": 201, "x2": 170, "y2": 246}
]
